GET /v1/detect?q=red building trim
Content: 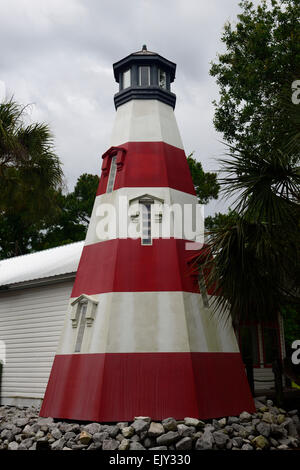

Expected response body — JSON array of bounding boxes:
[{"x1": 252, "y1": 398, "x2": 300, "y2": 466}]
[
  {"x1": 40, "y1": 352, "x2": 255, "y2": 422},
  {"x1": 97, "y1": 141, "x2": 196, "y2": 196}
]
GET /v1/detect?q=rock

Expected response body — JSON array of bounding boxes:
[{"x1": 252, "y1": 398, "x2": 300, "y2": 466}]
[
  {"x1": 175, "y1": 437, "x2": 192, "y2": 450},
  {"x1": 252, "y1": 435, "x2": 269, "y2": 449},
  {"x1": 239, "y1": 411, "x2": 252, "y2": 422},
  {"x1": 218, "y1": 418, "x2": 227, "y2": 428},
  {"x1": 277, "y1": 414, "x2": 286, "y2": 425},
  {"x1": 51, "y1": 428, "x2": 62, "y2": 440},
  {"x1": 241, "y1": 443, "x2": 253, "y2": 450},
  {"x1": 262, "y1": 412, "x2": 274, "y2": 424},
  {"x1": 1, "y1": 429, "x2": 13, "y2": 441},
  {"x1": 64, "y1": 431, "x2": 76, "y2": 441},
  {"x1": 121, "y1": 426, "x2": 135, "y2": 438},
  {"x1": 266, "y1": 400, "x2": 273, "y2": 407},
  {"x1": 117, "y1": 422, "x2": 128, "y2": 429},
  {"x1": 149, "y1": 446, "x2": 168, "y2": 450},
  {"x1": 37, "y1": 417, "x2": 54, "y2": 426},
  {"x1": 256, "y1": 422, "x2": 271, "y2": 438},
  {"x1": 71, "y1": 444, "x2": 88, "y2": 450},
  {"x1": 213, "y1": 431, "x2": 229, "y2": 448},
  {"x1": 162, "y1": 417, "x2": 177, "y2": 432},
  {"x1": 184, "y1": 417, "x2": 200, "y2": 427},
  {"x1": 270, "y1": 437, "x2": 278, "y2": 447},
  {"x1": 102, "y1": 425, "x2": 120, "y2": 438},
  {"x1": 83, "y1": 423, "x2": 101, "y2": 435},
  {"x1": 287, "y1": 410, "x2": 298, "y2": 416},
  {"x1": 63, "y1": 446, "x2": 72, "y2": 451},
  {"x1": 18, "y1": 438, "x2": 33, "y2": 450},
  {"x1": 157, "y1": 431, "x2": 180, "y2": 446},
  {"x1": 93, "y1": 432, "x2": 109, "y2": 443},
  {"x1": 148, "y1": 422, "x2": 164, "y2": 437},
  {"x1": 102, "y1": 439, "x2": 120, "y2": 450},
  {"x1": 129, "y1": 441, "x2": 145, "y2": 450},
  {"x1": 130, "y1": 434, "x2": 140, "y2": 442},
  {"x1": 143, "y1": 437, "x2": 156, "y2": 448},
  {"x1": 131, "y1": 420, "x2": 149, "y2": 435},
  {"x1": 177, "y1": 424, "x2": 195, "y2": 437},
  {"x1": 287, "y1": 420, "x2": 298, "y2": 437},
  {"x1": 228, "y1": 416, "x2": 239, "y2": 425},
  {"x1": 270, "y1": 424, "x2": 287, "y2": 438},
  {"x1": 278, "y1": 444, "x2": 289, "y2": 450},
  {"x1": 79, "y1": 431, "x2": 92, "y2": 445},
  {"x1": 8, "y1": 441, "x2": 19, "y2": 450},
  {"x1": 195, "y1": 430, "x2": 214, "y2": 450},
  {"x1": 51, "y1": 438, "x2": 65, "y2": 450},
  {"x1": 119, "y1": 439, "x2": 130, "y2": 450},
  {"x1": 232, "y1": 437, "x2": 243, "y2": 448},
  {"x1": 15, "y1": 417, "x2": 29, "y2": 428},
  {"x1": 116, "y1": 433, "x2": 124, "y2": 442},
  {"x1": 134, "y1": 416, "x2": 151, "y2": 423}
]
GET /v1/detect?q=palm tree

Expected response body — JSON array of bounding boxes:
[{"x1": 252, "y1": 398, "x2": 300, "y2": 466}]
[
  {"x1": 0, "y1": 98, "x2": 63, "y2": 257},
  {"x1": 198, "y1": 86, "x2": 300, "y2": 327}
]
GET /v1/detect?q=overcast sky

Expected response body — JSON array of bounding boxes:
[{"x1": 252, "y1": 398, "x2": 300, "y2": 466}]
[{"x1": 0, "y1": 0, "x2": 254, "y2": 216}]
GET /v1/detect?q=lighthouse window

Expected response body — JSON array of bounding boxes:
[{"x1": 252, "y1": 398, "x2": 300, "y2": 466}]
[
  {"x1": 141, "y1": 202, "x2": 152, "y2": 245},
  {"x1": 139, "y1": 66, "x2": 150, "y2": 86},
  {"x1": 75, "y1": 302, "x2": 87, "y2": 353},
  {"x1": 158, "y1": 69, "x2": 167, "y2": 89},
  {"x1": 122, "y1": 69, "x2": 131, "y2": 89},
  {"x1": 106, "y1": 155, "x2": 117, "y2": 193}
]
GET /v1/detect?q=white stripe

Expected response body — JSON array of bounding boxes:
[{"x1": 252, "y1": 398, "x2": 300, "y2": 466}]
[
  {"x1": 57, "y1": 292, "x2": 239, "y2": 355},
  {"x1": 85, "y1": 187, "x2": 202, "y2": 245},
  {"x1": 110, "y1": 100, "x2": 184, "y2": 149}
]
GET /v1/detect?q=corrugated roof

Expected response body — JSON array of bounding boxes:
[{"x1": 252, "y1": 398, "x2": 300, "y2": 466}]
[{"x1": 0, "y1": 241, "x2": 84, "y2": 287}]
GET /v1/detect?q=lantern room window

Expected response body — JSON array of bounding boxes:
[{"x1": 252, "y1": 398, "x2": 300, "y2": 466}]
[
  {"x1": 158, "y1": 69, "x2": 167, "y2": 89},
  {"x1": 106, "y1": 155, "x2": 117, "y2": 193},
  {"x1": 139, "y1": 66, "x2": 150, "y2": 86},
  {"x1": 122, "y1": 69, "x2": 131, "y2": 89}
]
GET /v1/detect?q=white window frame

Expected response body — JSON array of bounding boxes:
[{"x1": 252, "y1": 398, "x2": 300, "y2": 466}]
[
  {"x1": 106, "y1": 155, "x2": 117, "y2": 193},
  {"x1": 139, "y1": 66, "x2": 150, "y2": 86}
]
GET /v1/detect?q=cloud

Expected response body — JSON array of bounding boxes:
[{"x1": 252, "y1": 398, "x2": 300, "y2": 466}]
[{"x1": 0, "y1": 0, "x2": 248, "y2": 215}]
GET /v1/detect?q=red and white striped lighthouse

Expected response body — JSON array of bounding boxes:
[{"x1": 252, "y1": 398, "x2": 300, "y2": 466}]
[{"x1": 40, "y1": 46, "x2": 255, "y2": 422}]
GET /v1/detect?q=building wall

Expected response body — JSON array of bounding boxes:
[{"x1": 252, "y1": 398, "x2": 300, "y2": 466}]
[{"x1": 0, "y1": 280, "x2": 73, "y2": 407}]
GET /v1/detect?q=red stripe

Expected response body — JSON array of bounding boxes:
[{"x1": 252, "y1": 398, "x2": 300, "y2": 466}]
[
  {"x1": 97, "y1": 141, "x2": 196, "y2": 196},
  {"x1": 71, "y1": 238, "x2": 201, "y2": 297},
  {"x1": 40, "y1": 352, "x2": 255, "y2": 422}
]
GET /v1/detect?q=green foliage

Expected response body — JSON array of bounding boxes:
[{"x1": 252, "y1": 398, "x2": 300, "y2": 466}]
[
  {"x1": 33, "y1": 174, "x2": 99, "y2": 251},
  {"x1": 187, "y1": 153, "x2": 220, "y2": 204},
  {"x1": 205, "y1": 209, "x2": 238, "y2": 230},
  {"x1": 201, "y1": 0, "x2": 300, "y2": 326},
  {"x1": 0, "y1": 98, "x2": 63, "y2": 258},
  {"x1": 210, "y1": 0, "x2": 300, "y2": 155},
  {"x1": 281, "y1": 304, "x2": 300, "y2": 350}
]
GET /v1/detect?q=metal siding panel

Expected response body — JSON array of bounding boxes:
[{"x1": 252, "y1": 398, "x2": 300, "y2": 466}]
[{"x1": 0, "y1": 281, "x2": 73, "y2": 401}]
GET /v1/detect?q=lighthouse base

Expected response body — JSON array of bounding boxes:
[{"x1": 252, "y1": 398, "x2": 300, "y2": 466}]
[{"x1": 40, "y1": 352, "x2": 255, "y2": 422}]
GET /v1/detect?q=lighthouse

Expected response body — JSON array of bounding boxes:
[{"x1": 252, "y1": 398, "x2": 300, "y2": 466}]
[{"x1": 40, "y1": 46, "x2": 255, "y2": 422}]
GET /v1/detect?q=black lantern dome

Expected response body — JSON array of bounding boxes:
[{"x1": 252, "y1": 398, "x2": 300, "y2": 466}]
[{"x1": 113, "y1": 45, "x2": 177, "y2": 109}]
